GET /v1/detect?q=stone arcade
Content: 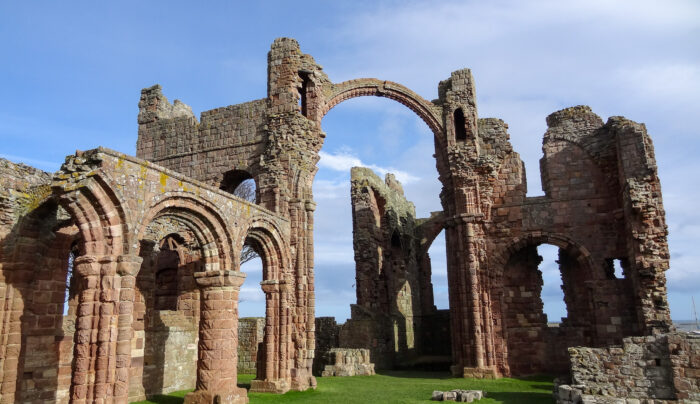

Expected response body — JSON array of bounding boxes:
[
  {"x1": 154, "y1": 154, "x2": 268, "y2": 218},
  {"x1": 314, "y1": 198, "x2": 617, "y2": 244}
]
[{"x1": 0, "y1": 38, "x2": 695, "y2": 403}]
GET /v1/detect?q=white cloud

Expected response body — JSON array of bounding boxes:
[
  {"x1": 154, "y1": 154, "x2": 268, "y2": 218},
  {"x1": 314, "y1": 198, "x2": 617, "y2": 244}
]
[
  {"x1": 318, "y1": 150, "x2": 420, "y2": 184},
  {"x1": 313, "y1": 0, "x2": 700, "y2": 320}
]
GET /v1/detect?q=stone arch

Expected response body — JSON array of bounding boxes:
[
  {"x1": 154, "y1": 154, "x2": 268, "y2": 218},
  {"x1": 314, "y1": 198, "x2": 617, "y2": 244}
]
[
  {"x1": 55, "y1": 173, "x2": 131, "y2": 256},
  {"x1": 491, "y1": 232, "x2": 599, "y2": 375},
  {"x1": 243, "y1": 216, "x2": 290, "y2": 281},
  {"x1": 220, "y1": 169, "x2": 258, "y2": 204},
  {"x1": 136, "y1": 194, "x2": 236, "y2": 272},
  {"x1": 0, "y1": 196, "x2": 82, "y2": 403},
  {"x1": 320, "y1": 79, "x2": 445, "y2": 148},
  {"x1": 417, "y1": 212, "x2": 446, "y2": 258},
  {"x1": 242, "y1": 216, "x2": 293, "y2": 393},
  {"x1": 492, "y1": 232, "x2": 596, "y2": 274}
]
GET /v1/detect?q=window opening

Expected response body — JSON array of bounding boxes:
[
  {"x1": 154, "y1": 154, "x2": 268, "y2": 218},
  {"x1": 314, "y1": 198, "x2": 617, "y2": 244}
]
[
  {"x1": 454, "y1": 108, "x2": 467, "y2": 142},
  {"x1": 427, "y1": 230, "x2": 448, "y2": 310},
  {"x1": 298, "y1": 71, "x2": 310, "y2": 117},
  {"x1": 604, "y1": 258, "x2": 626, "y2": 280},
  {"x1": 538, "y1": 244, "x2": 566, "y2": 324},
  {"x1": 63, "y1": 243, "x2": 80, "y2": 315}
]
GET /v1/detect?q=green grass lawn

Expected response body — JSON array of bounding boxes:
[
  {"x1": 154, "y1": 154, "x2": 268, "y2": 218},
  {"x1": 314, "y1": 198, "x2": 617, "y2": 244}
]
[{"x1": 134, "y1": 371, "x2": 555, "y2": 404}]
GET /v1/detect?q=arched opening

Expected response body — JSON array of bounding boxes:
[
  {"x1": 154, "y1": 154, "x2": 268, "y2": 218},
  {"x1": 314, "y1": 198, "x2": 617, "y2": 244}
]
[
  {"x1": 237, "y1": 238, "x2": 265, "y2": 381},
  {"x1": 454, "y1": 108, "x2": 467, "y2": 142},
  {"x1": 220, "y1": 169, "x2": 258, "y2": 203},
  {"x1": 315, "y1": 93, "x2": 444, "y2": 371},
  {"x1": 137, "y1": 219, "x2": 202, "y2": 399},
  {"x1": 241, "y1": 226, "x2": 292, "y2": 393},
  {"x1": 498, "y1": 241, "x2": 593, "y2": 375},
  {"x1": 152, "y1": 234, "x2": 184, "y2": 311}
]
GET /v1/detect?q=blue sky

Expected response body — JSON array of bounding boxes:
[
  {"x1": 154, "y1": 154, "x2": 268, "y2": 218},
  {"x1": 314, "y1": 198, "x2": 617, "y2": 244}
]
[{"x1": 1, "y1": 1, "x2": 699, "y2": 321}]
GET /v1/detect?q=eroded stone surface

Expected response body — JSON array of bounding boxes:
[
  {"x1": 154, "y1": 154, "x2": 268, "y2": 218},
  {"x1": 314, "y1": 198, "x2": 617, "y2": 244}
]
[
  {"x1": 320, "y1": 348, "x2": 375, "y2": 377},
  {"x1": 0, "y1": 37, "x2": 685, "y2": 403}
]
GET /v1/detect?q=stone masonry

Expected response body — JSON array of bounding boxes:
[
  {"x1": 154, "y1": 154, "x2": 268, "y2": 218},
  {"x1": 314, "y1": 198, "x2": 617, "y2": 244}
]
[
  {"x1": 320, "y1": 349, "x2": 375, "y2": 377},
  {"x1": 555, "y1": 332, "x2": 699, "y2": 403},
  {"x1": 237, "y1": 318, "x2": 265, "y2": 374},
  {"x1": 0, "y1": 37, "x2": 689, "y2": 403}
]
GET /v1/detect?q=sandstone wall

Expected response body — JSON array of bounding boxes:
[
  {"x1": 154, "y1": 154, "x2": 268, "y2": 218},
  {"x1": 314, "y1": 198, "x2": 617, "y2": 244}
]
[
  {"x1": 556, "y1": 332, "x2": 699, "y2": 402},
  {"x1": 0, "y1": 158, "x2": 77, "y2": 403},
  {"x1": 238, "y1": 317, "x2": 265, "y2": 374}
]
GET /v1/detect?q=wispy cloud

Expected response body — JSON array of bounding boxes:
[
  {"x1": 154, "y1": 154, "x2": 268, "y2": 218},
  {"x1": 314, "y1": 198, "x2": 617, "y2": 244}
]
[
  {"x1": 0, "y1": 153, "x2": 61, "y2": 172},
  {"x1": 318, "y1": 150, "x2": 420, "y2": 184}
]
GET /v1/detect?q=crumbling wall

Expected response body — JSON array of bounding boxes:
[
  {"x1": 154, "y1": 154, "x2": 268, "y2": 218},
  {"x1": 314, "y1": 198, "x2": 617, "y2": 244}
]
[
  {"x1": 0, "y1": 37, "x2": 680, "y2": 403},
  {"x1": 556, "y1": 333, "x2": 699, "y2": 402},
  {"x1": 344, "y1": 167, "x2": 422, "y2": 368},
  {"x1": 0, "y1": 158, "x2": 80, "y2": 403},
  {"x1": 320, "y1": 348, "x2": 375, "y2": 377},
  {"x1": 313, "y1": 317, "x2": 341, "y2": 375},
  {"x1": 475, "y1": 106, "x2": 669, "y2": 376},
  {"x1": 238, "y1": 317, "x2": 265, "y2": 374},
  {"x1": 137, "y1": 87, "x2": 268, "y2": 193}
]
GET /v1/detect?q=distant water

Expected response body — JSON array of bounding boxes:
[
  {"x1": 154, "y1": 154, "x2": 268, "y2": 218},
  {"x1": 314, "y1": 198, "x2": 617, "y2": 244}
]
[{"x1": 674, "y1": 321, "x2": 700, "y2": 333}]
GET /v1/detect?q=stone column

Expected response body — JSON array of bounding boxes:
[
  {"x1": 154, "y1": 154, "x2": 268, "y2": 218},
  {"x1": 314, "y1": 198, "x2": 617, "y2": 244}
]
[
  {"x1": 251, "y1": 280, "x2": 292, "y2": 394},
  {"x1": 70, "y1": 255, "x2": 102, "y2": 404},
  {"x1": 113, "y1": 255, "x2": 142, "y2": 404},
  {"x1": 184, "y1": 270, "x2": 248, "y2": 404},
  {"x1": 69, "y1": 255, "x2": 143, "y2": 404}
]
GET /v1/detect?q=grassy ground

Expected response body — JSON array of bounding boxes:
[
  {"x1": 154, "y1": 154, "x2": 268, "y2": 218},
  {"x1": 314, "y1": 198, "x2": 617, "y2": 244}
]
[{"x1": 135, "y1": 371, "x2": 555, "y2": 404}]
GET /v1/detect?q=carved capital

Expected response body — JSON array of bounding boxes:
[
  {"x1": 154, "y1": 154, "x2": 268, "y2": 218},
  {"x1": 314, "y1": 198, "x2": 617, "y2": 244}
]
[
  {"x1": 261, "y1": 279, "x2": 280, "y2": 294},
  {"x1": 194, "y1": 270, "x2": 246, "y2": 289},
  {"x1": 304, "y1": 200, "x2": 316, "y2": 212},
  {"x1": 73, "y1": 255, "x2": 100, "y2": 277},
  {"x1": 116, "y1": 255, "x2": 143, "y2": 277}
]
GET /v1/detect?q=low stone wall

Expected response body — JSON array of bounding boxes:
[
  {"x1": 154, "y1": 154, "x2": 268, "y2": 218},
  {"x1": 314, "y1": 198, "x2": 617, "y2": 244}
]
[
  {"x1": 320, "y1": 348, "x2": 375, "y2": 377},
  {"x1": 314, "y1": 317, "x2": 342, "y2": 374},
  {"x1": 238, "y1": 317, "x2": 265, "y2": 374},
  {"x1": 555, "y1": 332, "x2": 699, "y2": 403}
]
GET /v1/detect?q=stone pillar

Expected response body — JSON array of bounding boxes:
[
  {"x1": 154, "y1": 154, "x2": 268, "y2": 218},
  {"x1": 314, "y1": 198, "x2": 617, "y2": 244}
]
[
  {"x1": 70, "y1": 255, "x2": 142, "y2": 404},
  {"x1": 250, "y1": 280, "x2": 289, "y2": 393},
  {"x1": 446, "y1": 216, "x2": 499, "y2": 379},
  {"x1": 113, "y1": 255, "x2": 142, "y2": 403},
  {"x1": 184, "y1": 270, "x2": 248, "y2": 404},
  {"x1": 70, "y1": 255, "x2": 102, "y2": 404},
  {"x1": 0, "y1": 268, "x2": 24, "y2": 404}
]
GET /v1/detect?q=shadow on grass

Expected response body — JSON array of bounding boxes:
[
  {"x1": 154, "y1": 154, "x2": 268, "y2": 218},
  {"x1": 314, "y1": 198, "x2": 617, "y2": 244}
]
[
  {"x1": 375, "y1": 370, "x2": 454, "y2": 379},
  {"x1": 487, "y1": 391, "x2": 554, "y2": 403},
  {"x1": 138, "y1": 395, "x2": 184, "y2": 404}
]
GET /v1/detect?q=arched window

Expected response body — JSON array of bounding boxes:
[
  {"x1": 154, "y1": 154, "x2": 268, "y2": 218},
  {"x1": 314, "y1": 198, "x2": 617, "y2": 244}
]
[
  {"x1": 154, "y1": 234, "x2": 184, "y2": 311},
  {"x1": 220, "y1": 169, "x2": 257, "y2": 203}
]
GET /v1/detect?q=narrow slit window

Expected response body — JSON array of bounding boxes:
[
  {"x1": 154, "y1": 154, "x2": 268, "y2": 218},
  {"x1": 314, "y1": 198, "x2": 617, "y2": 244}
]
[
  {"x1": 298, "y1": 71, "x2": 310, "y2": 117},
  {"x1": 454, "y1": 108, "x2": 467, "y2": 142}
]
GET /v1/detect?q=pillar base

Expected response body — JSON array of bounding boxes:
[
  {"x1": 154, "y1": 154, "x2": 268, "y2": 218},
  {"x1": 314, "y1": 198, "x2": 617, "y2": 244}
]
[
  {"x1": 249, "y1": 379, "x2": 290, "y2": 394},
  {"x1": 183, "y1": 388, "x2": 248, "y2": 404},
  {"x1": 290, "y1": 370, "x2": 317, "y2": 391},
  {"x1": 462, "y1": 366, "x2": 499, "y2": 379}
]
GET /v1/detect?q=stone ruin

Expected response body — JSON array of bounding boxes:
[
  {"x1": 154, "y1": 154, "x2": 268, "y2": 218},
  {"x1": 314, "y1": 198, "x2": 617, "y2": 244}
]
[{"x1": 0, "y1": 37, "x2": 695, "y2": 403}]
